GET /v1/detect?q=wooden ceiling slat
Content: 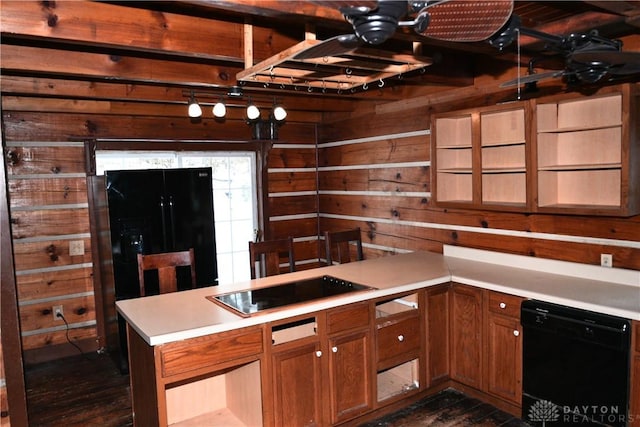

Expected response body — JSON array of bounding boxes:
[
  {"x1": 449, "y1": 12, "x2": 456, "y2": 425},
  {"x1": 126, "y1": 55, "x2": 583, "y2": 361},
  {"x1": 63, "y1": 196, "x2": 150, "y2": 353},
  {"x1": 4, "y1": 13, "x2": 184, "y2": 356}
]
[
  {"x1": 1, "y1": 45, "x2": 241, "y2": 88},
  {"x1": 0, "y1": 0, "x2": 245, "y2": 62}
]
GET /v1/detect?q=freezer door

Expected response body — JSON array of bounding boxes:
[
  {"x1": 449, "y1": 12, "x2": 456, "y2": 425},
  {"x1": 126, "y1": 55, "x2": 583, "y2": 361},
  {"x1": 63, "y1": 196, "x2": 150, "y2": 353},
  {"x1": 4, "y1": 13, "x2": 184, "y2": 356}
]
[
  {"x1": 162, "y1": 168, "x2": 218, "y2": 287},
  {"x1": 106, "y1": 169, "x2": 165, "y2": 298}
]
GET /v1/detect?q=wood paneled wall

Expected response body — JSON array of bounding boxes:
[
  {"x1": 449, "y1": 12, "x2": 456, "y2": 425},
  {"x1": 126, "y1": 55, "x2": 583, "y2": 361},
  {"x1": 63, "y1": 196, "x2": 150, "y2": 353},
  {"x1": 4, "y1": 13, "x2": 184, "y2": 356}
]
[
  {"x1": 1, "y1": 84, "x2": 639, "y2": 425},
  {"x1": 1, "y1": 109, "x2": 319, "y2": 366},
  {"x1": 318, "y1": 86, "x2": 640, "y2": 270}
]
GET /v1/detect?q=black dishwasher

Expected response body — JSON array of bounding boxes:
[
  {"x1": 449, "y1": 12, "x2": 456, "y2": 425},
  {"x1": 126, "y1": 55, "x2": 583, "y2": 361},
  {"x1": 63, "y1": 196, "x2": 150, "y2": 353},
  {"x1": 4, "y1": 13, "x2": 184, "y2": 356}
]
[{"x1": 521, "y1": 300, "x2": 631, "y2": 427}]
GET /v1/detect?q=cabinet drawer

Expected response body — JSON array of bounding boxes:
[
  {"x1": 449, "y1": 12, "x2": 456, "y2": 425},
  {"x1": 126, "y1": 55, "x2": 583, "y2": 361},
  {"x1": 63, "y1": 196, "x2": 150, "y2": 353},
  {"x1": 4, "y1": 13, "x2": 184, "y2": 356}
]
[
  {"x1": 327, "y1": 303, "x2": 369, "y2": 334},
  {"x1": 487, "y1": 291, "x2": 523, "y2": 318},
  {"x1": 160, "y1": 326, "x2": 263, "y2": 378},
  {"x1": 634, "y1": 321, "x2": 640, "y2": 353},
  {"x1": 377, "y1": 315, "x2": 420, "y2": 369}
]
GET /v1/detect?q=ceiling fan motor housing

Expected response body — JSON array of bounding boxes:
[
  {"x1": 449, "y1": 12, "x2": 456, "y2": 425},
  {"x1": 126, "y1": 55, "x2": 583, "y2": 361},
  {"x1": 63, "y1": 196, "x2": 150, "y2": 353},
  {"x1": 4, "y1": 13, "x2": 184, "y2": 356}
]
[{"x1": 346, "y1": 0, "x2": 408, "y2": 45}]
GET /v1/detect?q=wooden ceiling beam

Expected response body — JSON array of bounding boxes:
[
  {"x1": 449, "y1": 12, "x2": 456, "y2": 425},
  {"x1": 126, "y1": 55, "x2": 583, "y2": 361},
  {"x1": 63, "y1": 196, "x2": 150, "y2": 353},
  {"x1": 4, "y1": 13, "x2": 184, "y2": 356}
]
[
  {"x1": 0, "y1": 0, "x2": 244, "y2": 62},
  {"x1": 583, "y1": 1, "x2": 640, "y2": 28},
  {"x1": 1, "y1": 45, "x2": 241, "y2": 88}
]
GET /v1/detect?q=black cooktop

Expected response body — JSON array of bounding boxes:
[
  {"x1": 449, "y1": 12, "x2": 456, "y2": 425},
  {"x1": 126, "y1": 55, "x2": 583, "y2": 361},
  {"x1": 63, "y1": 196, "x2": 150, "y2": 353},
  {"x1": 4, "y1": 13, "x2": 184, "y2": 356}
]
[{"x1": 210, "y1": 275, "x2": 374, "y2": 317}]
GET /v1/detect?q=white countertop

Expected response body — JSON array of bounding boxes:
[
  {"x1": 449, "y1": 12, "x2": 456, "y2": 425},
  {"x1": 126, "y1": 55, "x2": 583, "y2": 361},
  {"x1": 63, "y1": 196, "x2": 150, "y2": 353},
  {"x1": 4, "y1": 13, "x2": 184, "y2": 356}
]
[{"x1": 116, "y1": 247, "x2": 640, "y2": 346}]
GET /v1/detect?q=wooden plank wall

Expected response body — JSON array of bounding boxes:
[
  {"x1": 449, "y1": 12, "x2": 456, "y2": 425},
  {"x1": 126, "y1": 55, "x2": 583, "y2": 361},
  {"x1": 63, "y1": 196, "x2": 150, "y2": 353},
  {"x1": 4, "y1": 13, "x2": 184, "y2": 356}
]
[
  {"x1": 5, "y1": 140, "x2": 98, "y2": 361},
  {"x1": 318, "y1": 85, "x2": 640, "y2": 270},
  {"x1": 1, "y1": 109, "x2": 319, "y2": 364}
]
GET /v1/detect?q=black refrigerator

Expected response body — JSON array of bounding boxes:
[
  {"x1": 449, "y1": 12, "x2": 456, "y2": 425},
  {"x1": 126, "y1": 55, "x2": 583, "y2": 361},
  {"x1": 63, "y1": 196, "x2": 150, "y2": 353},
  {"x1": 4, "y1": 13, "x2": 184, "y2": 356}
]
[{"x1": 105, "y1": 167, "x2": 218, "y2": 372}]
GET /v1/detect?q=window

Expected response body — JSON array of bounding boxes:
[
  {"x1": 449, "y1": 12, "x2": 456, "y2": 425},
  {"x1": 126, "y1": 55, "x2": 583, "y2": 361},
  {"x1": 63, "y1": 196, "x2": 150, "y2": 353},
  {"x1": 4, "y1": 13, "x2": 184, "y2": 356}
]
[{"x1": 96, "y1": 150, "x2": 257, "y2": 284}]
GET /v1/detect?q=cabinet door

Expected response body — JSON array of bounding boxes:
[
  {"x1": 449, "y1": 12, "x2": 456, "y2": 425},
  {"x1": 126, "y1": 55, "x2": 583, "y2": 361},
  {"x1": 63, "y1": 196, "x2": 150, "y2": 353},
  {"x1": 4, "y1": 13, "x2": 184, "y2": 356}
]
[
  {"x1": 485, "y1": 312, "x2": 522, "y2": 405},
  {"x1": 450, "y1": 284, "x2": 483, "y2": 388},
  {"x1": 426, "y1": 284, "x2": 450, "y2": 386},
  {"x1": 328, "y1": 330, "x2": 373, "y2": 424},
  {"x1": 272, "y1": 342, "x2": 323, "y2": 427}
]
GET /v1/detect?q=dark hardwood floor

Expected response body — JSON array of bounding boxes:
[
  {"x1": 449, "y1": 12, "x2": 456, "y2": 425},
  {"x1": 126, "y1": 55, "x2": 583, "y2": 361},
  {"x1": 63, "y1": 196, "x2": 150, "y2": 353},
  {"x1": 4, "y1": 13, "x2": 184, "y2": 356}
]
[
  {"x1": 362, "y1": 390, "x2": 531, "y2": 427},
  {"x1": 25, "y1": 352, "x2": 530, "y2": 426},
  {"x1": 25, "y1": 353, "x2": 132, "y2": 427}
]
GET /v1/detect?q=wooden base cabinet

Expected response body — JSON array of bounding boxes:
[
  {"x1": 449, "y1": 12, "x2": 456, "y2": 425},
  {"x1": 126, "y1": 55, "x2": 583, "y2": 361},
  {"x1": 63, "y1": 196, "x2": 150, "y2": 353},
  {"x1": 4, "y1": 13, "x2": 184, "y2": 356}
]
[
  {"x1": 269, "y1": 315, "x2": 324, "y2": 426},
  {"x1": 326, "y1": 303, "x2": 374, "y2": 424},
  {"x1": 269, "y1": 303, "x2": 373, "y2": 427},
  {"x1": 127, "y1": 323, "x2": 265, "y2": 427},
  {"x1": 426, "y1": 284, "x2": 450, "y2": 386},
  {"x1": 375, "y1": 292, "x2": 423, "y2": 404},
  {"x1": 450, "y1": 284, "x2": 483, "y2": 389},
  {"x1": 484, "y1": 291, "x2": 523, "y2": 407},
  {"x1": 449, "y1": 284, "x2": 524, "y2": 414}
]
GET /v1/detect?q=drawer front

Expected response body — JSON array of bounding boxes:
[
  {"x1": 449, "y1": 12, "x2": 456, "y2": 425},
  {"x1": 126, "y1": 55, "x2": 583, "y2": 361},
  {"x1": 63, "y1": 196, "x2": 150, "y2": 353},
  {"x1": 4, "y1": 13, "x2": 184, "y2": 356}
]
[
  {"x1": 487, "y1": 291, "x2": 523, "y2": 318},
  {"x1": 377, "y1": 315, "x2": 420, "y2": 367},
  {"x1": 635, "y1": 321, "x2": 640, "y2": 353},
  {"x1": 160, "y1": 326, "x2": 263, "y2": 378},
  {"x1": 327, "y1": 302, "x2": 370, "y2": 334}
]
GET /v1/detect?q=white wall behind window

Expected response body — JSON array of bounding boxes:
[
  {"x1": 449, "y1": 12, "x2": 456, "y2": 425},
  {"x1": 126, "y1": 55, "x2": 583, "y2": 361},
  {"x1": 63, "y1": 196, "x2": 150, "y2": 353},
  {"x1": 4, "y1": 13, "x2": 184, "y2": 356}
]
[{"x1": 96, "y1": 150, "x2": 257, "y2": 284}]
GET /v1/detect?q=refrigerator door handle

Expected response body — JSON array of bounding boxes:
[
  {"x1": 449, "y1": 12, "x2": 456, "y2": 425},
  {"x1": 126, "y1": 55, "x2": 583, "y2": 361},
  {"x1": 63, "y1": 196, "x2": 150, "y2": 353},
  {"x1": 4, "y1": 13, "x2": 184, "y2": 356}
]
[
  {"x1": 168, "y1": 195, "x2": 176, "y2": 250},
  {"x1": 160, "y1": 196, "x2": 168, "y2": 251}
]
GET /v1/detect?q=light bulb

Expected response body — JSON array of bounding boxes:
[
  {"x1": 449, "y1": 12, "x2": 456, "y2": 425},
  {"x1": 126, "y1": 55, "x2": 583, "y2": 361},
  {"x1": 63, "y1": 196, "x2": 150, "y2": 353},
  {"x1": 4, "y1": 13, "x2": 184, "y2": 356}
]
[
  {"x1": 246, "y1": 103, "x2": 260, "y2": 120},
  {"x1": 188, "y1": 101, "x2": 202, "y2": 118},
  {"x1": 273, "y1": 105, "x2": 287, "y2": 121},
  {"x1": 213, "y1": 101, "x2": 226, "y2": 118}
]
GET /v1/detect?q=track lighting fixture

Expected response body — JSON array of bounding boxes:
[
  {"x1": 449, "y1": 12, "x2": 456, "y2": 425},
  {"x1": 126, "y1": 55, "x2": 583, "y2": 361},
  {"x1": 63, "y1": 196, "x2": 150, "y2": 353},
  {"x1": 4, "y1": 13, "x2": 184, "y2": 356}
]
[
  {"x1": 183, "y1": 89, "x2": 286, "y2": 140},
  {"x1": 187, "y1": 92, "x2": 202, "y2": 118},
  {"x1": 212, "y1": 96, "x2": 226, "y2": 118}
]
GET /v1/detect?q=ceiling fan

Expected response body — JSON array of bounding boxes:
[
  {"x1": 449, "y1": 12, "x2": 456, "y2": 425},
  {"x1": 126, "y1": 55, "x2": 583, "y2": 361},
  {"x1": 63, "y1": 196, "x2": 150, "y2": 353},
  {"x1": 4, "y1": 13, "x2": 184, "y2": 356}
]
[
  {"x1": 294, "y1": 0, "x2": 514, "y2": 59},
  {"x1": 497, "y1": 15, "x2": 640, "y2": 89}
]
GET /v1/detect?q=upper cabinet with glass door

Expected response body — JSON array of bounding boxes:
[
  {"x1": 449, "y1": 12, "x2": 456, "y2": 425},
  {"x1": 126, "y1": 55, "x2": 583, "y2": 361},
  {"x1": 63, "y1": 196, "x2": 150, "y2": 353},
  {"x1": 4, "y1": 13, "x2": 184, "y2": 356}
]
[{"x1": 431, "y1": 102, "x2": 531, "y2": 211}]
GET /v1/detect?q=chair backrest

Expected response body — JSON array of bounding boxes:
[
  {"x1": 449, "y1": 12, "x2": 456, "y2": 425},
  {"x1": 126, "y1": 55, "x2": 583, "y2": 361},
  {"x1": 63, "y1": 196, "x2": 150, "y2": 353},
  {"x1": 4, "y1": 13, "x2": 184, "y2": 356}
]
[
  {"x1": 249, "y1": 237, "x2": 295, "y2": 279},
  {"x1": 324, "y1": 228, "x2": 364, "y2": 265},
  {"x1": 137, "y1": 248, "x2": 196, "y2": 296}
]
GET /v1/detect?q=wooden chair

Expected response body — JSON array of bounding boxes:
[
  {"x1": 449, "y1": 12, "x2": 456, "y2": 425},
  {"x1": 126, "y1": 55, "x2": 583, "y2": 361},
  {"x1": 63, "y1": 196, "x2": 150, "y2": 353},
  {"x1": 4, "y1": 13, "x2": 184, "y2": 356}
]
[
  {"x1": 137, "y1": 248, "x2": 196, "y2": 296},
  {"x1": 249, "y1": 237, "x2": 295, "y2": 279},
  {"x1": 324, "y1": 228, "x2": 364, "y2": 265}
]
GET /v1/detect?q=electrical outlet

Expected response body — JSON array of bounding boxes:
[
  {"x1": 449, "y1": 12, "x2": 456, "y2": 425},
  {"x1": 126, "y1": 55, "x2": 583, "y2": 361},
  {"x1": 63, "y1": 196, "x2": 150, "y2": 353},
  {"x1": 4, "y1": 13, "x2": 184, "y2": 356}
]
[
  {"x1": 600, "y1": 254, "x2": 613, "y2": 268},
  {"x1": 69, "y1": 240, "x2": 85, "y2": 256},
  {"x1": 53, "y1": 305, "x2": 63, "y2": 321}
]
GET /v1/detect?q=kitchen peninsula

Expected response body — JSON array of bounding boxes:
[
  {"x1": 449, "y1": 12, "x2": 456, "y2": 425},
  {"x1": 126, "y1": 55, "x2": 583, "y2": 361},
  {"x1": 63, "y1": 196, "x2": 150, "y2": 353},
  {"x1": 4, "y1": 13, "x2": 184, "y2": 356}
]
[{"x1": 116, "y1": 246, "x2": 640, "y2": 426}]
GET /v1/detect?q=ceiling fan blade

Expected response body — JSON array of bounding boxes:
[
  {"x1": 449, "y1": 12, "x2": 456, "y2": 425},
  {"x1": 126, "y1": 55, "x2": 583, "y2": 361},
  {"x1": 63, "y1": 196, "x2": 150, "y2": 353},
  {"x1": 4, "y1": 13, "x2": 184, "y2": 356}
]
[
  {"x1": 311, "y1": 0, "x2": 378, "y2": 15},
  {"x1": 293, "y1": 34, "x2": 361, "y2": 60},
  {"x1": 416, "y1": 0, "x2": 514, "y2": 42},
  {"x1": 500, "y1": 70, "x2": 565, "y2": 88},
  {"x1": 571, "y1": 51, "x2": 640, "y2": 75}
]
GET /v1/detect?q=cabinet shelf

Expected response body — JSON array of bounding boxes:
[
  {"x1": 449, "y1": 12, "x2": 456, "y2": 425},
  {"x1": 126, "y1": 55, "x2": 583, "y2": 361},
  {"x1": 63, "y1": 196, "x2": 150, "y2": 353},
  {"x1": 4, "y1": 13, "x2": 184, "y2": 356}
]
[
  {"x1": 482, "y1": 168, "x2": 526, "y2": 173},
  {"x1": 166, "y1": 360, "x2": 263, "y2": 427},
  {"x1": 538, "y1": 122, "x2": 622, "y2": 134},
  {"x1": 377, "y1": 359, "x2": 419, "y2": 402},
  {"x1": 437, "y1": 168, "x2": 473, "y2": 174},
  {"x1": 481, "y1": 140, "x2": 526, "y2": 147},
  {"x1": 437, "y1": 143, "x2": 473, "y2": 149},
  {"x1": 538, "y1": 162, "x2": 621, "y2": 171}
]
